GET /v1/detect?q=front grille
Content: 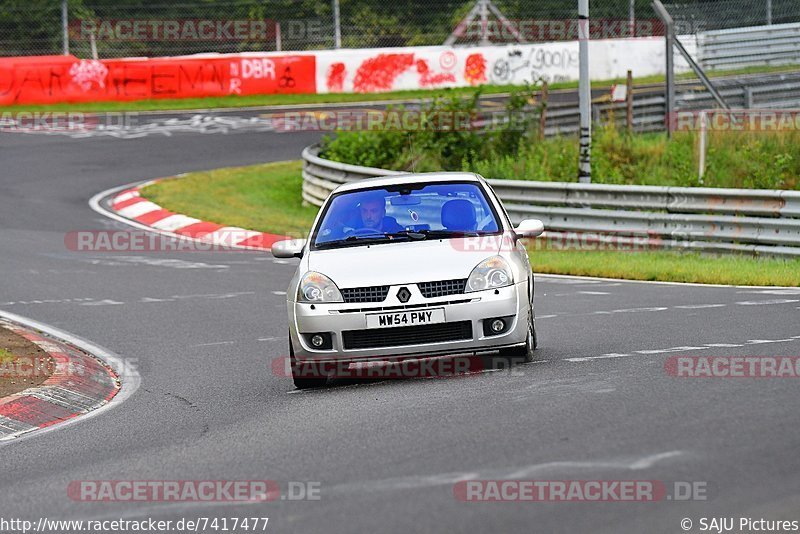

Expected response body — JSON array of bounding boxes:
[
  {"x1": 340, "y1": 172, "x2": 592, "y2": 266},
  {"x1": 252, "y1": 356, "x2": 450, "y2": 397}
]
[
  {"x1": 340, "y1": 286, "x2": 390, "y2": 303},
  {"x1": 342, "y1": 321, "x2": 473, "y2": 350},
  {"x1": 417, "y1": 279, "x2": 467, "y2": 298}
]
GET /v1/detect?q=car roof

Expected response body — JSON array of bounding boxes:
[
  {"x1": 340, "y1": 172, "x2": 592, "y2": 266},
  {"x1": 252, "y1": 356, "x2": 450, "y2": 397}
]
[{"x1": 332, "y1": 172, "x2": 484, "y2": 194}]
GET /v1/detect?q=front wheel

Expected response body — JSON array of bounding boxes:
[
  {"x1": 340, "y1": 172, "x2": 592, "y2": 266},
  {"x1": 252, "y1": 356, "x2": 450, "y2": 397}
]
[{"x1": 290, "y1": 338, "x2": 327, "y2": 389}]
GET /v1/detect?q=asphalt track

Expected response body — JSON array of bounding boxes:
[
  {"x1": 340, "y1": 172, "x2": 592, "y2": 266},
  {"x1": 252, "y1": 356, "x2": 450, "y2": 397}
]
[{"x1": 1, "y1": 117, "x2": 800, "y2": 534}]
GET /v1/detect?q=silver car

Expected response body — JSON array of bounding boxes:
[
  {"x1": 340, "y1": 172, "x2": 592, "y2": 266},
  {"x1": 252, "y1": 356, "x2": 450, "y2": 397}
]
[{"x1": 272, "y1": 172, "x2": 544, "y2": 389}]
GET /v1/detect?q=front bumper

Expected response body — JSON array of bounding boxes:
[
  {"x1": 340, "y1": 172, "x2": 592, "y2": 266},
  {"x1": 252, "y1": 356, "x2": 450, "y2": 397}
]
[{"x1": 288, "y1": 281, "x2": 528, "y2": 362}]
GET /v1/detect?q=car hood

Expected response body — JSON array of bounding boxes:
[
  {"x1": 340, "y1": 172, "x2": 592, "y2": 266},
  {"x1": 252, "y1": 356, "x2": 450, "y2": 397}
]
[{"x1": 308, "y1": 237, "x2": 501, "y2": 288}]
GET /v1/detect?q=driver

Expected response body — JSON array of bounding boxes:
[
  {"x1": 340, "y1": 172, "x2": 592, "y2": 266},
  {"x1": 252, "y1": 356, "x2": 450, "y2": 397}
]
[{"x1": 354, "y1": 193, "x2": 402, "y2": 233}]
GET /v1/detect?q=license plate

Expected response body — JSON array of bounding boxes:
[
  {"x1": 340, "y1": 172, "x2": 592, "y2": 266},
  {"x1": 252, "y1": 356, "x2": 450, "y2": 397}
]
[{"x1": 366, "y1": 308, "x2": 445, "y2": 329}]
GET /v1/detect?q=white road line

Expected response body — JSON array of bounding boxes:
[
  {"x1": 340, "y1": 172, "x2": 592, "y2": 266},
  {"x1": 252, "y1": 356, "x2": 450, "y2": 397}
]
[
  {"x1": 737, "y1": 289, "x2": 800, "y2": 295},
  {"x1": 674, "y1": 304, "x2": 727, "y2": 309},
  {"x1": 592, "y1": 307, "x2": 668, "y2": 315},
  {"x1": 540, "y1": 303, "x2": 730, "y2": 321},
  {"x1": 736, "y1": 299, "x2": 800, "y2": 306},
  {"x1": 566, "y1": 353, "x2": 632, "y2": 362},
  {"x1": 745, "y1": 338, "x2": 798, "y2": 344},
  {"x1": 113, "y1": 256, "x2": 229, "y2": 269},
  {"x1": 79, "y1": 299, "x2": 124, "y2": 306},
  {"x1": 536, "y1": 272, "x2": 800, "y2": 289},
  {"x1": 567, "y1": 336, "x2": 800, "y2": 364},
  {"x1": 635, "y1": 346, "x2": 711, "y2": 354},
  {"x1": 324, "y1": 451, "x2": 685, "y2": 495},
  {"x1": 171, "y1": 291, "x2": 255, "y2": 300}
]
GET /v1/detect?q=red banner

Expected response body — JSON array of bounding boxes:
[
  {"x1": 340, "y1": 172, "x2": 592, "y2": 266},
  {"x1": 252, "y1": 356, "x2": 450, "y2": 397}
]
[{"x1": 0, "y1": 54, "x2": 316, "y2": 105}]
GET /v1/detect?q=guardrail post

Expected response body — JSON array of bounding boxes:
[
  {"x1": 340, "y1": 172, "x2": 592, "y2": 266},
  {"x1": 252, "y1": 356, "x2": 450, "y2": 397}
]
[
  {"x1": 744, "y1": 86, "x2": 754, "y2": 109},
  {"x1": 698, "y1": 111, "x2": 707, "y2": 184},
  {"x1": 538, "y1": 81, "x2": 549, "y2": 140},
  {"x1": 626, "y1": 70, "x2": 634, "y2": 132}
]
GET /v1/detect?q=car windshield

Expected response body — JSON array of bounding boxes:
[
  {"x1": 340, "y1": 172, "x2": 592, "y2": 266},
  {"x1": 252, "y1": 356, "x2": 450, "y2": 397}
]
[{"x1": 312, "y1": 181, "x2": 501, "y2": 249}]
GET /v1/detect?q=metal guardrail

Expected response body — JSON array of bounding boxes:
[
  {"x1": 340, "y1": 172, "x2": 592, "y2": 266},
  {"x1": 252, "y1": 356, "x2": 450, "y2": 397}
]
[
  {"x1": 696, "y1": 22, "x2": 800, "y2": 71},
  {"x1": 302, "y1": 144, "x2": 800, "y2": 257},
  {"x1": 500, "y1": 72, "x2": 800, "y2": 136}
]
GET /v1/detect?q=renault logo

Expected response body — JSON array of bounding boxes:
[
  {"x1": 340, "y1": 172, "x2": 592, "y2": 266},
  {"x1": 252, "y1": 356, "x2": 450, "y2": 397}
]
[{"x1": 396, "y1": 287, "x2": 411, "y2": 303}]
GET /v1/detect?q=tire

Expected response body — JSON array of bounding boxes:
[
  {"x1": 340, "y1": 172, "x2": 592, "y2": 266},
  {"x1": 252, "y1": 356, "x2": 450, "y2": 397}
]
[
  {"x1": 290, "y1": 338, "x2": 327, "y2": 389},
  {"x1": 498, "y1": 304, "x2": 536, "y2": 363}
]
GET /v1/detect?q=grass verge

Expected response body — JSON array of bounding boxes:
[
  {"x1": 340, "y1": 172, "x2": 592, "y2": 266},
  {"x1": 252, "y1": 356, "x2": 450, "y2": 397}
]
[
  {"x1": 3, "y1": 64, "x2": 797, "y2": 113},
  {"x1": 141, "y1": 160, "x2": 800, "y2": 286},
  {"x1": 0, "y1": 325, "x2": 54, "y2": 398},
  {"x1": 143, "y1": 160, "x2": 318, "y2": 238}
]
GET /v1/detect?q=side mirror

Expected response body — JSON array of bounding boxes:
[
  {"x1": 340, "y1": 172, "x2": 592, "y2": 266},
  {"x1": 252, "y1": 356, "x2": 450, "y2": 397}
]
[
  {"x1": 271, "y1": 239, "x2": 306, "y2": 258},
  {"x1": 514, "y1": 219, "x2": 545, "y2": 238}
]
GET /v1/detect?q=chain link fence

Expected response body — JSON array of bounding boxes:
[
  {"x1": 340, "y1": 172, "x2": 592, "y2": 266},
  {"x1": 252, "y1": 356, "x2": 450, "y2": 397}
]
[
  {"x1": 1, "y1": 1, "x2": 798, "y2": 59},
  {"x1": 664, "y1": 0, "x2": 798, "y2": 31}
]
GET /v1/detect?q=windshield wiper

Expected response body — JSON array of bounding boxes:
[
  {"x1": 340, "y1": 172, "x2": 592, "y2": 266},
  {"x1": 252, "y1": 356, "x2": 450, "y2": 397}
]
[
  {"x1": 384, "y1": 230, "x2": 426, "y2": 240},
  {"x1": 417, "y1": 229, "x2": 481, "y2": 238},
  {"x1": 315, "y1": 230, "x2": 485, "y2": 248},
  {"x1": 314, "y1": 232, "x2": 415, "y2": 249}
]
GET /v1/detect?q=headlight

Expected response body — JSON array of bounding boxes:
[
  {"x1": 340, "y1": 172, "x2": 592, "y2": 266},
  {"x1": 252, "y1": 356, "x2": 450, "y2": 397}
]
[
  {"x1": 297, "y1": 271, "x2": 343, "y2": 302},
  {"x1": 465, "y1": 256, "x2": 513, "y2": 292}
]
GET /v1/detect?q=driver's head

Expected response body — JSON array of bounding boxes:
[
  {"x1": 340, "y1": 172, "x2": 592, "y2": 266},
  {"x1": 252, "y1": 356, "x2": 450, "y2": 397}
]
[{"x1": 359, "y1": 193, "x2": 386, "y2": 230}]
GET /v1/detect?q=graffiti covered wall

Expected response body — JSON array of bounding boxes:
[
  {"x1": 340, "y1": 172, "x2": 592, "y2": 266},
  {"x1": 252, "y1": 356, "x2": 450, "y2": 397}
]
[
  {"x1": 315, "y1": 38, "x2": 693, "y2": 94},
  {"x1": 0, "y1": 37, "x2": 693, "y2": 105},
  {"x1": 0, "y1": 53, "x2": 316, "y2": 105}
]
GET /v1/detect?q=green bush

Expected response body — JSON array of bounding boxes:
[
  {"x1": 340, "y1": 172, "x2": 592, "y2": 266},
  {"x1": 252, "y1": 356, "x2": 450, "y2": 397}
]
[
  {"x1": 321, "y1": 86, "x2": 542, "y2": 171},
  {"x1": 322, "y1": 88, "x2": 800, "y2": 191}
]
